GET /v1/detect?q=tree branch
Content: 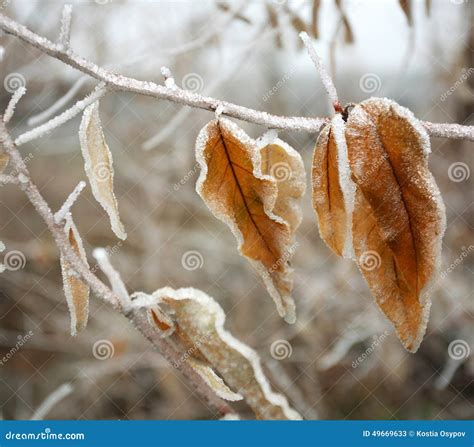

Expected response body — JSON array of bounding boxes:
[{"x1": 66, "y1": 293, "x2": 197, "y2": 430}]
[
  {"x1": 0, "y1": 13, "x2": 471, "y2": 141},
  {"x1": 0, "y1": 120, "x2": 237, "y2": 418}
]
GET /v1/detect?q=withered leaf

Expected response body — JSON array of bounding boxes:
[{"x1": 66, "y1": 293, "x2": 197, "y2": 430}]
[
  {"x1": 187, "y1": 358, "x2": 243, "y2": 402},
  {"x1": 133, "y1": 287, "x2": 301, "y2": 419},
  {"x1": 79, "y1": 101, "x2": 127, "y2": 240},
  {"x1": 260, "y1": 138, "x2": 306, "y2": 232},
  {"x1": 312, "y1": 114, "x2": 355, "y2": 259},
  {"x1": 60, "y1": 215, "x2": 90, "y2": 336},
  {"x1": 196, "y1": 119, "x2": 304, "y2": 323},
  {"x1": 345, "y1": 98, "x2": 446, "y2": 352}
]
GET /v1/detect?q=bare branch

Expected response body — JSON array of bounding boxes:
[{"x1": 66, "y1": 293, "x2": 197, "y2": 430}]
[
  {"x1": 15, "y1": 84, "x2": 107, "y2": 146},
  {"x1": 58, "y1": 4, "x2": 73, "y2": 50},
  {"x1": 299, "y1": 31, "x2": 342, "y2": 113},
  {"x1": 0, "y1": 13, "x2": 471, "y2": 140},
  {"x1": 28, "y1": 75, "x2": 89, "y2": 126},
  {"x1": 54, "y1": 180, "x2": 86, "y2": 224},
  {"x1": 30, "y1": 383, "x2": 73, "y2": 420},
  {"x1": 3, "y1": 86, "x2": 26, "y2": 124}
]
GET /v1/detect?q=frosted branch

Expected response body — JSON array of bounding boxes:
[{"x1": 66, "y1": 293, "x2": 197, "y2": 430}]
[
  {"x1": 30, "y1": 383, "x2": 73, "y2": 420},
  {"x1": 92, "y1": 247, "x2": 133, "y2": 311},
  {"x1": 161, "y1": 66, "x2": 176, "y2": 89},
  {"x1": 30, "y1": 383, "x2": 74, "y2": 421},
  {"x1": 54, "y1": 180, "x2": 86, "y2": 224},
  {"x1": 3, "y1": 86, "x2": 26, "y2": 124},
  {"x1": 28, "y1": 76, "x2": 89, "y2": 126},
  {"x1": 15, "y1": 83, "x2": 107, "y2": 146},
  {"x1": 0, "y1": 174, "x2": 19, "y2": 185},
  {"x1": 58, "y1": 4, "x2": 73, "y2": 50},
  {"x1": 299, "y1": 31, "x2": 342, "y2": 113},
  {"x1": 0, "y1": 13, "x2": 471, "y2": 141}
]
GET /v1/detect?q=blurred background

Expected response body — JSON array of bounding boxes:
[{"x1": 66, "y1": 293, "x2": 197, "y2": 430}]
[{"x1": 0, "y1": 0, "x2": 472, "y2": 420}]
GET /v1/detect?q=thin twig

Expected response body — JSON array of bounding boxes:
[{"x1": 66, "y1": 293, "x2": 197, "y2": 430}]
[
  {"x1": 0, "y1": 13, "x2": 471, "y2": 140},
  {"x1": 299, "y1": 31, "x2": 342, "y2": 113},
  {"x1": 30, "y1": 383, "x2": 73, "y2": 420},
  {"x1": 15, "y1": 84, "x2": 107, "y2": 146}
]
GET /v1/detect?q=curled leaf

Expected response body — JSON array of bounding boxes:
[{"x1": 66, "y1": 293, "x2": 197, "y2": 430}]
[
  {"x1": 79, "y1": 101, "x2": 126, "y2": 240},
  {"x1": 196, "y1": 118, "x2": 304, "y2": 323},
  {"x1": 345, "y1": 98, "x2": 446, "y2": 352},
  {"x1": 260, "y1": 138, "x2": 306, "y2": 232},
  {"x1": 187, "y1": 358, "x2": 243, "y2": 402},
  {"x1": 133, "y1": 287, "x2": 302, "y2": 420},
  {"x1": 312, "y1": 114, "x2": 355, "y2": 258},
  {"x1": 60, "y1": 215, "x2": 90, "y2": 336}
]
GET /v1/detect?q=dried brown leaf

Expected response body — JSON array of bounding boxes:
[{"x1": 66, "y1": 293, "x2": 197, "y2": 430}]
[
  {"x1": 312, "y1": 114, "x2": 355, "y2": 258},
  {"x1": 79, "y1": 101, "x2": 127, "y2": 240},
  {"x1": 133, "y1": 287, "x2": 302, "y2": 419},
  {"x1": 187, "y1": 358, "x2": 243, "y2": 402},
  {"x1": 60, "y1": 215, "x2": 90, "y2": 336},
  {"x1": 196, "y1": 119, "x2": 303, "y2": 323},
  {"x1": 345, "y1": 98, "x2": 446, "y2": 352},
  {"x1": 260, "y1": 138, "x2": 306, "y2": 232}
]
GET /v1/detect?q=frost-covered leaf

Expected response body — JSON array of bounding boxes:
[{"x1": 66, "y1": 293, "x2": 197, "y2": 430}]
[
  {"x1": 60, "y1": 215, "x2": 90, "y2": 336},
  {"x1": 133, "y1": 287, "x2": 302, "y2": 420},
  {"x1": 312, "y1": 114, "x2": 355, "y2": 258},
  {"x1": 0, "y1": 152, "x2": 9, "y2": 174},
  {"x1": 196, "y1": 118, "x2": 302, "y2": 323},
  {"x1": 345, "y1": 98, "x2": 446, "y2": 352},
  {"x1": 260, "y1": 138, "x2": 306, "y2": 232},
  {"x1": 187, "y1": 358, "x2": 243, "y2": 402},
  {"x1": 79, "y1": 101, "x2": 126, "y2": 240}
]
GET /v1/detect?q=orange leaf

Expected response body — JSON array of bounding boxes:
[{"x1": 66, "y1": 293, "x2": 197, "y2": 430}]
[
  {"x1": 345, "y1": 98, "x2": 446, "y2": 352},
  {"x1": 196, "y1": 119, "x2": 304, "y2": 323},
  {"x1": 312, "y1": 114, "x2": 354, "y2": 258},
  {"x1": 60, "y1": 215, "x2": 90, "y2": 336}
]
